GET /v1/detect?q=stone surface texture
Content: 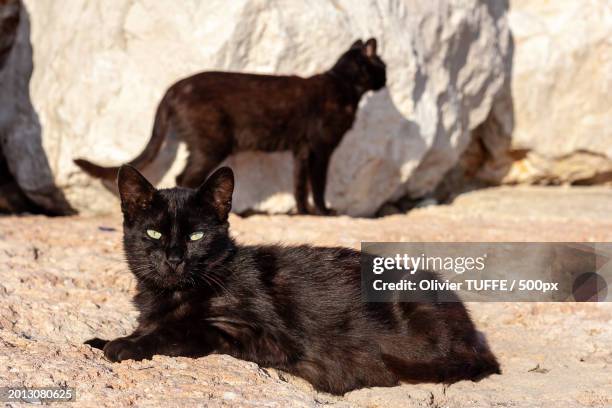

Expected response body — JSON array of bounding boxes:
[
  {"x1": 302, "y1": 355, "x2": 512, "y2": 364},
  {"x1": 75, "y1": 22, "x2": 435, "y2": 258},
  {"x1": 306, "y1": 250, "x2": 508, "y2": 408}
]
[{"x1": 503, "y1": 0, "x2": 612, "y2": 185}]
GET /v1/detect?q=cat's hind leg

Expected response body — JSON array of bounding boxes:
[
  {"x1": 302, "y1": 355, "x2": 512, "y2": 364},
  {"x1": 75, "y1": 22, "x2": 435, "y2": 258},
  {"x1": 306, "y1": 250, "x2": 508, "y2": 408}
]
[{"x1": 381, "y1": 351, "x2": 501, "y2": 384}]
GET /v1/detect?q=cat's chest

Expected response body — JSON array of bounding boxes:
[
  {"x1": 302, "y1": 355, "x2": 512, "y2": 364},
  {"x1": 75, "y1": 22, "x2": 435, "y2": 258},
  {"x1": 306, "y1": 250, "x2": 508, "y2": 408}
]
[
  {"x1": 139, "y1": 289, "x2": 264, "y2": 340},
  {"x1": 320, "y1": 100, "x2": 358, "y2": 135},
  {"x1": 160, "y1": 290, "x2": 245, "y2": 324},
  {"x1": 167, "y1": 297, "x2": 193, "y2": 320},
  {"x1": 139, "y1": 289, "x2": 206, "y2": 324}
]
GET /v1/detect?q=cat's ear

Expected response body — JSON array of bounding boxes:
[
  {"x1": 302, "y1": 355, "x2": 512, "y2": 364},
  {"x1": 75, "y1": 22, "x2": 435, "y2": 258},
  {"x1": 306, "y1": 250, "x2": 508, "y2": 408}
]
[
  {"x1": 117, "y1": 165, "x2": 156, "y2": 216},
  {"x1": 350, "y1": 39, "x2": 364, "y2": 50},
  {"x1": 364, "y1": 38, "x2": 377, "y2": 57},
  {"x1": 196, "y1": 167, "x2": 234, "y2": 221}
]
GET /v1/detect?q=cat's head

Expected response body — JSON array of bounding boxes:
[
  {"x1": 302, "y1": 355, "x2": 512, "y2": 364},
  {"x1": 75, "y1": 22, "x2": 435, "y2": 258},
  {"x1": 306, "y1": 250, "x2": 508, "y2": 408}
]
[
  {"x1": 117, "y1": 165, "x2": 235, "y2": 290},
  {"x1": 332, "y1": 38, "x2": 386, "y2": 92}
]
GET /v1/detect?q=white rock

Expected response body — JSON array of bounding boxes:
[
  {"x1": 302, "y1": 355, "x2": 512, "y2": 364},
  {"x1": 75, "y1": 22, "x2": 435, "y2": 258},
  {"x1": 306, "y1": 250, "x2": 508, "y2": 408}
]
[
  {"x1": 23, "y1": 0, "x2": 511, "y2": 215},
  {"x1": 503, "y1": 0, "x2": 612, "y2": 184}
]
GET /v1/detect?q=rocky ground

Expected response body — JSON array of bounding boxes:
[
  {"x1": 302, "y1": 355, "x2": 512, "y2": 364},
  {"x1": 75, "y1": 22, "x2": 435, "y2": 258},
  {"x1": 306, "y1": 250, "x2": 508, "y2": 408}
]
[{"x1": 1, "y1": 186, "x2": 611, "y2": 407}]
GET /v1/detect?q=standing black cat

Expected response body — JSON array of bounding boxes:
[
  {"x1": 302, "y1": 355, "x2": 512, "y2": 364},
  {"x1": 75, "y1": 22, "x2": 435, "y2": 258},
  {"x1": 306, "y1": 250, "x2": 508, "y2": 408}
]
[
  {"x1": 74, "y1": 38, "x2": 387, "y2": 215},
  {"x1": 85, "y1": 165, "x2": 500, "y2": 395}
]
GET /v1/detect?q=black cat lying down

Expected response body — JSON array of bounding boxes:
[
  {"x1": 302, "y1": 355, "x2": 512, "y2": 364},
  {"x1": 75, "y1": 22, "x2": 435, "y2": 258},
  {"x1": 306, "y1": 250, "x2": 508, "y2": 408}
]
[{"x1": 85, "y1": 165, "x2": 500, "y2": 395}]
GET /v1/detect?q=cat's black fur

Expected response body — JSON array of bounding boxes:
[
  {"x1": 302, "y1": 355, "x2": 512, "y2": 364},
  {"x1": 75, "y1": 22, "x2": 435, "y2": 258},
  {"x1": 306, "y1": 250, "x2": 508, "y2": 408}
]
[
  {"x1": 85, "y1": 165, "x2": 500, "y2": 395},
  {"x1": 74, "y1": 38, "x2": 386, "y2": 215}
]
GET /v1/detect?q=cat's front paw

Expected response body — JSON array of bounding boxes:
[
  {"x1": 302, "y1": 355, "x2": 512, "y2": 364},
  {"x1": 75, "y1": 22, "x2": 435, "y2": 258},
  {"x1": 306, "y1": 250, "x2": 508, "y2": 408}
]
[
  {"x1": 84, "y1": 337, "x2": 108, "y2": 350},
  {"x1": 103, "y1": 338, "x2": 151, "y2": 362}
]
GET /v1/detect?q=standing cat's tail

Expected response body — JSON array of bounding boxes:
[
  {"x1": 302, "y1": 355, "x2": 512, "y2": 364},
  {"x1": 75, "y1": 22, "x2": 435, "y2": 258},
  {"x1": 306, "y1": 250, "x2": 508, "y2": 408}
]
[{"x1": 74, "y1": 99, "x2": 171, "y2": 181}]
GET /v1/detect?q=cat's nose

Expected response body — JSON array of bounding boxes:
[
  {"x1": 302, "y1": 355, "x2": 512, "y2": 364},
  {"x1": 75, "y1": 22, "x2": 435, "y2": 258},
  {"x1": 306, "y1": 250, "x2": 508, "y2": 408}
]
[
  {"x1": 166, "y1": 248, "x2": 184, "y2": 269},
  {"x1": 166, "y1": 256, "x2": 184, "y2": 269}
]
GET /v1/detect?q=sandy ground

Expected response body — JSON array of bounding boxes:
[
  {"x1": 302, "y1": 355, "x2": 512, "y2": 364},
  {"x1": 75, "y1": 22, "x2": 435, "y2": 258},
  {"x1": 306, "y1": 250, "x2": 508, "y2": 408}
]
[{"x1": 0, "y1": 186, "x2": 611, "y2": 407}]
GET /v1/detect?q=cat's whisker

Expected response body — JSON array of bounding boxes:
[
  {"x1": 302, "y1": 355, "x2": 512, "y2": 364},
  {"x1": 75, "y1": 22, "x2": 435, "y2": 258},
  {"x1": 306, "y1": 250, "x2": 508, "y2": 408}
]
[
  {"x1": 197, "y1": 272, "x2": 224, "y2": 294},
  {"x1": 203, "y1": 274, "x2": 231, "y2": 296},
  {"x1": 189, "y1": 262, "x2": 233, "y2": 296}
]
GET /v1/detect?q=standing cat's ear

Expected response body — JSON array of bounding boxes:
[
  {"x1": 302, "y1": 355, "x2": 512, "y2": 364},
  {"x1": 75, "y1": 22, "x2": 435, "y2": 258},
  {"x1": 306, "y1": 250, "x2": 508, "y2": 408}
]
[
  {"x1": 117, "y1": 165, "x2": 156, "y2": 216},
  {"x1": 196, "y1": 167, "x2": 234, "y2": 221},
  {"x1": 364, "y1": 38, "x2": 377, "y2": 57},
  {"x1": 350, "y1": 39, "x2": 364, "y2": 50}
]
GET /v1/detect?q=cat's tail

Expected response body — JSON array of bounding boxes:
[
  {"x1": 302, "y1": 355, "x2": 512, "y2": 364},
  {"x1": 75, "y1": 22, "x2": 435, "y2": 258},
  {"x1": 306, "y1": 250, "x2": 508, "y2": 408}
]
[
  {"x1": 382, "y1": 344, "x2": 501, "y2": 384},
  {"x1": 74, "y1": 98, "x2": 171, "y2": 181}
]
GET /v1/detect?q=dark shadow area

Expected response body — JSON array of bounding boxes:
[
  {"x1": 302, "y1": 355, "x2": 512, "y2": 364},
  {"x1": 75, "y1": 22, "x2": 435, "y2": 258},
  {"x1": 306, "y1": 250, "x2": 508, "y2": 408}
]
[
  {"x1": 386, "y1": 1, "x2": 515, "y2": 214},
  {"x1": 0, "y1": 0, "x2": 75, "y2": 215},
  {"x1": 433, "y1": 27, "x2": 515, "y2": 206},
  {"x1": 0, "y1": 0, "x2": 19, "y2": 67},
  {"x1": 0, "y1": 144, "x2": 48, "y2": 214}
]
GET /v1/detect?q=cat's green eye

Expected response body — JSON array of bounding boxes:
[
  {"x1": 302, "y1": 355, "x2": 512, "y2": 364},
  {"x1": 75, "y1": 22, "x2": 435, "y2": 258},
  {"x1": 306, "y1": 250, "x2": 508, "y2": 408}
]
[
  {"x1": 189, "y1": 231, "x2": 204, "y2": 241},
  {"x1": 146, "y1": 229, "x2": 162, "y2": 240}
]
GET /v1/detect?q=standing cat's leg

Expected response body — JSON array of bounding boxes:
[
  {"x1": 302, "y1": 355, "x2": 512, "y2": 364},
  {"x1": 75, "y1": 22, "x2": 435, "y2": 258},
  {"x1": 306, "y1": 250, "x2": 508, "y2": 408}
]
[
  {"x1": 176, "y1": 151, "x2": 228, "y2": 189},
  {"x1": 293, "y1": 150, "x2": 310, "y2": 215},
  {"x1": 308, "y1": 149, "x2": 333, "y2": 215},
  {"x1": 174, "y1": 107, "x2": 232, "y2": 188}
]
